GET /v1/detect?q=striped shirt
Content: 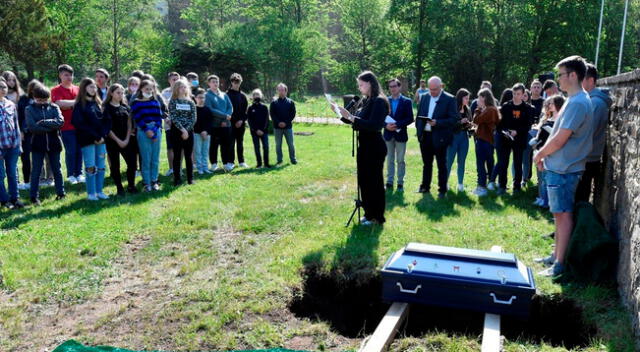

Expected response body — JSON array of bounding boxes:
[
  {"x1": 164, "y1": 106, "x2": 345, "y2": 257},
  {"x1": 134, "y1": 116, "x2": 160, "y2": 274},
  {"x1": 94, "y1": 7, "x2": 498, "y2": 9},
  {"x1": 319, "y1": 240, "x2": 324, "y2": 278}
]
[{"x1": 131, "y1": 98, "x2": 163, "y2": 139}]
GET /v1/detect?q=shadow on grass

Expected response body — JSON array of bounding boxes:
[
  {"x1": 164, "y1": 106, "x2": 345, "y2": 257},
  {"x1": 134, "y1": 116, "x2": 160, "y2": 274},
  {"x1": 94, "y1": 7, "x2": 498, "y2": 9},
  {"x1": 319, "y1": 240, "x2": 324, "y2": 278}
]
[
  {"x1": 414, "y1": 193, "x2": 459, "y2": 221},
  {"x1": 385, "y1": 189, "x2": 408, "y2": 211}
]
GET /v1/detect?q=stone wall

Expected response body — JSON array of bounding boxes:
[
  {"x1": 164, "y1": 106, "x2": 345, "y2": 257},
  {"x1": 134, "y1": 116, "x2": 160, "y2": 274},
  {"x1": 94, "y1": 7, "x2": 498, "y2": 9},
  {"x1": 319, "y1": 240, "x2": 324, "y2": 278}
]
[{"x1": 595, "y1": 69, "x2": 640, "y2": 340}]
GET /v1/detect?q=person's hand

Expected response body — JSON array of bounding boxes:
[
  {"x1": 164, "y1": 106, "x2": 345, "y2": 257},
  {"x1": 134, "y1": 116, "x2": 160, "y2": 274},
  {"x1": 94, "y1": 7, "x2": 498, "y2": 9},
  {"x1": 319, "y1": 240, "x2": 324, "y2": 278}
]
[
  {"x1": 461, "y1": 118, "x2": 469, "y2": 124},
  {"x1": 235, "y1": 120, "x2": 243, "y2": 128},
  {"x1": 256, "y1": 130, "x2": 264, "y2": 136},
  {"x1": 146, "y1": 130, "x2": 154, "y2": 139},
  {"x1": 278, "y1": 122, "x2": 286, "y2": 128},
  {"x1": 510, "y1": 130, "x2": 517, "y2": 137},
  {"x1": 428, "y1": 119, "x2": 437, "y2": 126},
  {"x1": 221, "y1": 122, "x2": 227, "y2": 128},
  {"x1": 337, "y1": 106, "x2": 353, "y2": 122},
  {"x1": 533, "y1": 151, "x2": 544, "y2": 170},
  {"x1": 96, "y1": 137, "x2": 105, "y2": 144},
  {"x1": 117, "y1": 139, "x2": 127, "y2": 149},
  {"x1": 226, "y1": 115, "x2": 232, "y2": 120},
  {"x1": 20, "y1": 132, "x2": 24, "y2": 141},
  {"x1": 200, "y1": 131, "x2": 208, "y2": 139},
  {"x1": 385, "y1": 123, "x2": 397, "y2": 132},
  {"x1": 181, "y1": 130, "x2": 189, "y2": 140}
]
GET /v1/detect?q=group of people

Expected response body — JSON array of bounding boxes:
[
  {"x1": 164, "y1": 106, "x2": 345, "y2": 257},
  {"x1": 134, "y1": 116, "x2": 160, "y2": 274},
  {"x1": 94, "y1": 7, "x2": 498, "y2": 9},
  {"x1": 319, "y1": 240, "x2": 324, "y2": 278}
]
[
  {"x1": 336, "y1": 55, "x2": 610, "y2": 278},
  {"x1": 0, "y1": 66, "x2": 299, "y2": 207}
]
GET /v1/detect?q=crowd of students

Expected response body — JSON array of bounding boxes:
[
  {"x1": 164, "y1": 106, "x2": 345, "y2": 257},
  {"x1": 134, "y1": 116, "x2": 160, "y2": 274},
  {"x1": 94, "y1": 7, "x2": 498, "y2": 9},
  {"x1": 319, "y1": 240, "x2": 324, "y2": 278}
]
[{"x1": 0, "y1": 65, "x2": 298, "y2": 207}]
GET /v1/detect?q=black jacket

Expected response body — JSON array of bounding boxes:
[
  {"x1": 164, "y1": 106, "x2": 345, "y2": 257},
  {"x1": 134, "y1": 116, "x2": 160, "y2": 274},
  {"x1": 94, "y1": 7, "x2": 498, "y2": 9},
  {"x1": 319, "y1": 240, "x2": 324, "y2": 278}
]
[
  {"x1": 25, "y1": 102, "x2": 64, "y2": 153},
  {"x1": 72, "y1": 100, "x2": 110, "y2": 147},
  {"x1": 247, "y1": 102, "x2": 269, "y2": 133},
  {"x1": 415, "y1": 91, "x2": 458, "y2": 149},
  {"x1": 269, "y1": 97, "x2": 296, "y2": 129},
  {"x1": 497, "y1": 101, "x2": 535, "y2": 146},
  {"x1": 227, "y1": 89, "x2": 248, "y2": 126}
]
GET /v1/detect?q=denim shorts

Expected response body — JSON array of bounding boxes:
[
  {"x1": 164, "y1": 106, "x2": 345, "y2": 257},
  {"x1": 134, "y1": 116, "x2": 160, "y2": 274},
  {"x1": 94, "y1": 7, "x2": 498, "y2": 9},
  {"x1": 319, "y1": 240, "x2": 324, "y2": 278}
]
[{"x1": 545, "y1": 170, "x2": 583, "y2": 213}]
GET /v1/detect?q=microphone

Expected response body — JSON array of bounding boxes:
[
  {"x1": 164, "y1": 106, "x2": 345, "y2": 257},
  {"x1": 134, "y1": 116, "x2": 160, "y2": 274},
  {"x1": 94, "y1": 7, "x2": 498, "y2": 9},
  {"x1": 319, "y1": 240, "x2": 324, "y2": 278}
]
[{"x1": 340, "y1": 96, "x2": 361, "y2": 125}]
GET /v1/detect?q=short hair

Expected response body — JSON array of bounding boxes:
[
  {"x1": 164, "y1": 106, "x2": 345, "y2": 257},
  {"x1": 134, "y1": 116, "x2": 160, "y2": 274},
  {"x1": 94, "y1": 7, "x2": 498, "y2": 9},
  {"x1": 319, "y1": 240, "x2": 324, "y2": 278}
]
[
  {"x1": 230, "y1": 73, "x2": 243, "y2": 82},
  {"x1": 276, "y1": 82, "x2": 288, "y2": 92},
  {"x1": 556, "y1": 55, "x2": 588, "y2": 82},
  {"x1": 194, "y1": 88, "x2": 206, "y2": 96},
  {"x1": 95, "y1": 68, "x2": 110, "y2": 79},
  {"x1": 127, "y1": 76, "x2": 140, "y2": 86},
  {"x1": 207, "y1": 75, "x2": 219, "y2": 82},
  {"x1": 58, "y1": 64, "x2": 74, "y2": 75},
  {"x1": 512, "y1": 83, "x2": 526, "y2": 93},
  {"x1": 141, "y1": 74, "x2": 155, "y2": 82},
  {"x1": 531, "y1": 79, "x2": 542, "y2": 87},
  {"x1": 427, "y1": 76, "x2": 442, "y2": 86},
  {"x1": 131, "y1": 70, "x2": 144, "y2": 79},
  {"x1": 585, "y1": 63, "x2": 598, "y2": 81},
  {"x1": 32, "y1": 83, "x2": 51, "y2": 99},
  {"x1": 387, "y1": 78, "x2": 402, "y2": 87},
  {"x1": 168, "y1": 72, "x2": 180, "y2": 79},
  {"x1": 419, "y1": 79, "x2": 426, "y2": 83},
  {"x1": 186, "y1": 72, "x2": 198, "y2": 80},
  {"x1": 251, "y1": 88, "x2": 264, "y2": 99},
  {"x1": 542, "y1": 79, "x2": 557, "y2": 91},
  {"x1": 480, "y1": 80, "x2": 492, "y2": 89}
]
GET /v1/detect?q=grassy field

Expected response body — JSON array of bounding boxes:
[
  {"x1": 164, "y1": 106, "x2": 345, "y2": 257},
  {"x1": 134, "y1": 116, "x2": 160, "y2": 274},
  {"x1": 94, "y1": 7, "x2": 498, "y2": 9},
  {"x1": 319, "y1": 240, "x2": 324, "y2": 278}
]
[{"x1": 0, "y1": 123, "x2": 635, "y2": 351}]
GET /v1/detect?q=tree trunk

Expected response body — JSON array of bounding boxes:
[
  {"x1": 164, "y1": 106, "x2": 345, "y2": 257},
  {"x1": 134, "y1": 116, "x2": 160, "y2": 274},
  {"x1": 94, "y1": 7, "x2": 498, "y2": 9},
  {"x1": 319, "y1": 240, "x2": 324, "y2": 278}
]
[
  {"x1": 112, "y1": 0, "x2": 120, "y2": 82},
  {"x1": 25, "y1": 61, "x2": 34, "y2": 81},
  {"x1": 414, "y1": 0, "x2": 426, "y2": 89}
]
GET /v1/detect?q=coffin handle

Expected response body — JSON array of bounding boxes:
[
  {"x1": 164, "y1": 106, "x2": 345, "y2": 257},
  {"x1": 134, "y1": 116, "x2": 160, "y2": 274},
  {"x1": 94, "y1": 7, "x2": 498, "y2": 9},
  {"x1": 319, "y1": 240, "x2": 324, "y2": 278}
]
[
  {"x1": 489, "y1": 292, "x2": 516, "y2": 305},
  {"x1": 396, "y1": 282, "x2": 422, "y2": 294}
]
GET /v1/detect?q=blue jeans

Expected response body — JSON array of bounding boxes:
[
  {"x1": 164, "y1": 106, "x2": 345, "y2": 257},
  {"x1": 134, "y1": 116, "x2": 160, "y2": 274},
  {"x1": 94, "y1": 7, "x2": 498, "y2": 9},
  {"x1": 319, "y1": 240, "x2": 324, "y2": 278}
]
[
  {"x1": 81, "y1": 143, "x2": 106, "y2": 195},
  {"x1": 446, "y1": 131, "x2": 469, "y2": 184},
  {"x1": 30, "y1": 151, "x2": 65, "y2": 199},
  {"x1": 194, "y1": 133, "x2": 210, "y2": 172},
  {"x1": 537, "y1": 168, "x2": 548, "y2": 207},
  {"x1": 545, "y1": 170, "x2": 582, "y2": 213},
  {"x1": 61, "y1": 130, "x2": 83, "y2": 178},
  {"x1": 0, "y1": 146, "x2": 20, "y2": 202},
  {"x1": 274, "y1": 128, "x2": 296, "y2": 163},
  {"x1": 474, "y1": 138, "x2": 494, "y2": 188},
  {"x1": 251, "y1": 132, "x2": 269, "y2": 166},
  {"x1": 137, "y1": 130, "x2": 161, "y2": 185}
]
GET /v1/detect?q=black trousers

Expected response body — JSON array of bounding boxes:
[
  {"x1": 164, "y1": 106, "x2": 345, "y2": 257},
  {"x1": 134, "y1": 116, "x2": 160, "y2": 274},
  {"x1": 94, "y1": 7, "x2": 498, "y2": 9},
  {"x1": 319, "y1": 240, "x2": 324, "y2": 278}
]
[
  {"x1": 575, "y1": 160, "x2": 601, "y2": 203},
  {"x1": 20, "y1": 143, "x2": 31, "y2": 183},
  {"x1": 251, "y1": 131, "x2": 269, "y2": 167},
  {"x1": 357, "y1": 134, "x2": 387, "y2": 223},
  {"x1": 210, "y1": 127, "x2": 233, "y2": 164},
  {"x1": 231, "y1": 125, "x2": 246, "y2": 163},
  {"x1": 171, "y1": 128, "x2": 194, "y2": 183},
  {"x1": 419, "y1": 137, "x2": 448, "y2": 194},
  {"x1": 106, "y1": 139, "x2": 138, "y2": 190},
  {"x1": 495, "y1": 136, "x2": 524, "y2": 190}
]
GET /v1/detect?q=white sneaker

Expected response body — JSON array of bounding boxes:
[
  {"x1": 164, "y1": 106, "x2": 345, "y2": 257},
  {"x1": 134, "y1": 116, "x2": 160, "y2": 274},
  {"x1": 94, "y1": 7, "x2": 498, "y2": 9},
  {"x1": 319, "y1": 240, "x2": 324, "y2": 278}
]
[
  {"x1": 239, "y1": 162, "x2": 249, "y2": 168},
  {"x1": 473, "y1": 187, "x2": 488, "y2": 197},
  {"x1": 198, "y1": 170, "x2": 205, "y2": 175},
  {"x1": 46, "y1": 179, "x2": 54, "y2": 186},
  {"x1": 67, "y1": 176, "x2": 77, "y2": 184},
  {"x1": 18, "y1": 183, "x2": 29, "y2": 190},
  {"x1": 487, "y1": 182, "x2": 496, "y2": 191},
  {"x1": 223, "y1": 163, "x2": 235, "y2": 172},
  {"x1": 77, "y1": 175, "x2": 86, "y2": 183},
  {"x1": 87, "y1": 194, "x2": 99, "y2": 201},
  {"x1": 533, "y1": 198, "x2": 543, "y2": 206},
  {"x1": 96, "y1": 192, "x2": 109, "y2": 200},
  {"x1": 457, "y1": 184, "x2": 464, "y2": 192},
  {"x1": 205, "y1": 168, "x2": 214, "y2": 174},
  {"x1": 209, "y1": 164, "x2": 220, "y2": 172},
  {"x1": 164, "y1": 169, "x2": 174, "y2": 177},
  {"x1": 135, "y1": 170, "x2": 141, "y2": 178}
]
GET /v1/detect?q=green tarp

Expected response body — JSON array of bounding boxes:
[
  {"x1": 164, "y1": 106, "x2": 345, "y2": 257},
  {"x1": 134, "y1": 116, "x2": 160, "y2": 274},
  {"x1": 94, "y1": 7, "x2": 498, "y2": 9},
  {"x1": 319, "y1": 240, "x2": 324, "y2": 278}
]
[{"x1": 53, "y1": 340, "x2": 309, "y2": 352}]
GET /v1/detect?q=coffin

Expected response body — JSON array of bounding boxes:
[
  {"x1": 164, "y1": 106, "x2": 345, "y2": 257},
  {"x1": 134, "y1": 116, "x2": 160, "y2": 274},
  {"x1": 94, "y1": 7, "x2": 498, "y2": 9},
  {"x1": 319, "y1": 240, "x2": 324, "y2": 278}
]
[{"x1": 381, "y1": 243, "x2": 536, "y2": 317}]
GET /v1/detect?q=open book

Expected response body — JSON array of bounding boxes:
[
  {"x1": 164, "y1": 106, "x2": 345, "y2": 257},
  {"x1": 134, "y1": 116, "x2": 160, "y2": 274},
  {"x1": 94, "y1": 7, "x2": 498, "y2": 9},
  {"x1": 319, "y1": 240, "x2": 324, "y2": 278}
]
[
  {"x1": 385, "y1": 115, "x2": 401, "y2": 132},
  {"x1": 324, "y1": 93, "x2": 342, "y2": 118},
  {"x1": 417, "y1": 115, "x2": 433, "y2": 131}
]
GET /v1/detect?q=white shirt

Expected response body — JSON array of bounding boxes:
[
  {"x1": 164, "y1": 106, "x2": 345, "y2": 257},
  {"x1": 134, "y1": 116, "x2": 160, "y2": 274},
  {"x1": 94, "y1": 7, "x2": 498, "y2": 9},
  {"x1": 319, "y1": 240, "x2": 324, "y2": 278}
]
[{"x1": 424, "y1": 91, "x2": 442, "y2": 131}]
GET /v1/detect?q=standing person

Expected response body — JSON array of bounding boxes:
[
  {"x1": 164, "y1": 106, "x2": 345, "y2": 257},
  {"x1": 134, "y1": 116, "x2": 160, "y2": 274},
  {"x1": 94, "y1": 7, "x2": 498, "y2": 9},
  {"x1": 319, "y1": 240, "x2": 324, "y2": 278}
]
[
  {"x1": 72, "y1": 78, "x2": 110, "y2": 201},
  {"x1": 0, "y1": 78, "x2": 23, "y2": 209},
  {"x1": 193, "y1": 88, "x2": 213, "y2": 174},
  {"x1": 530, "y1": 95, "x2": 564, "y2": 208},
  {"x1": 270, "y1": 83, "x2": 297, "y2": 165},
  {"x1": 95, "y1": 69, "x2": 110, "y2": 101},
  {"x1": 543, "y1": 79, "x2": 560, "y2": 98},
  {"x1": 523, "y1": 79, "x2": 546, "y2": 183},
  {"x1": 227, "y1": 73, "x2": 249, "y2": 168},
  {"x1": 104, "y1": 84, "x2": 138, "y2": 195},
  {"x1": 335, "y1": 71, "x2": 389, "y2": 225},
  {"x1": 131, "y1": 80, "x2": 164, "y2": 192},
  {"x1": 168, "y1": 79, "x2": 196, "y2": 185},
  {"x1": 384, "y1": 78, "x2": 414, "y2": 191},
  {"x1": 161, "y1": 72, "x2": 180, "y2": 177},
  {"x1": 470, "y1": 81, "x2": 493, "y2": 113},
  {"x1": 471, "y1": 88, "x2": 500, "y2": 197},
  {"x1": 446, "y1": 88, "x2": 472, "y2": 192},
  {"x1": 414, "y1": 79, "x2": 428, "y2": 104},
  {"x1": 25, "y1": 83, "x2": 66, "y2": 205},
  {"x1": 530, "y1": 80, "x2": 545, "y2": 119},
  {"x1": 247, "y1": 89, "x2": 270, "y2": 168},
  {"x1": 575, "y1": 63, "x2": 612, "y2": 203},
  {"x1": 533, "y1": 56, "x2": 593, "y2": 277},
  {"x1": 186, "y1": 72, "x2": 200, "y2": 96},
  {"x1": 51, "y1": 64, "x2": 83, "y2": 184},
  {"x1": 415, "y1": 76, "x2": 457, "y2": 198},
  {"x1": 205, "y1": 75, "x2": 234, "y2": 172},
  {"x1": 493, "y1": 83, "x2": 535, "y2": 194},
  {"x1": 2, "y1": 71, "x2": 23, "y2": 104},
  {"x1": 17, "y1": 80, "x2": 38, "y2": 191},
  {"x1": 126, "y1": 76, "x2": 140, "y2": 102}
]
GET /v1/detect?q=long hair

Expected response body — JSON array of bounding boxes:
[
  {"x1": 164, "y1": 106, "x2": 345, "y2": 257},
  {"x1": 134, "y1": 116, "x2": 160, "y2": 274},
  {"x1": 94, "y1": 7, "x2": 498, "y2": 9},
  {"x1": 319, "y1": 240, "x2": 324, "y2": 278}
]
[
  {"x1": 477, "y1": 88, "x2": 497, "y2": 109},
  {"x1": 499, "y1": 88, "x2": 513, "y2": 106},
  {"x1": 171, "y1": 79, "x2": 190, "y2": 100},
  {"x1": 104, "y1": 83, "x2": 127, "y2": 108},
  {"x1": 1, "y1": 71, "x2": 23, "y2": 97},
  {"x1": 357, "y1": 71, "x2": 389, "y2": 113},
  {"x1": 26, "y1": 79, "x2": 41, "y2": 99},
  {"x1": 455, "y1": 88, "x2": 470, "y2": 111},
  {"x1": 75, "y1": 78, "x2": 102, "y2": 109},
  {"x1": 136, "y1": 80, "x2": 156, "y2": 101}
]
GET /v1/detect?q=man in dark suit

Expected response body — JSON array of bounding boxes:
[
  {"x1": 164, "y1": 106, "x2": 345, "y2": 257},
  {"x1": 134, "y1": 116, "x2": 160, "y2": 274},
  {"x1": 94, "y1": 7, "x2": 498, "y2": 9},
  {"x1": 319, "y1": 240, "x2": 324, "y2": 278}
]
[
  {"x1": 384, "y1": 78, "x2": 414, "y2": 192},
  {"x1": 415, "y1": 76, "x2": 457, "y2": 198}
]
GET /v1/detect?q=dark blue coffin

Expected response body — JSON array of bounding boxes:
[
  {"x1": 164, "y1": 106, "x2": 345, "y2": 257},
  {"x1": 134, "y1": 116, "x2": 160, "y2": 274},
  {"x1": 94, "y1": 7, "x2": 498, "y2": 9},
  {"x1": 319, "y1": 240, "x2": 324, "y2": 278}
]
[{"x1": 381, "y1": 243, "x2": 536, "y2": 317}]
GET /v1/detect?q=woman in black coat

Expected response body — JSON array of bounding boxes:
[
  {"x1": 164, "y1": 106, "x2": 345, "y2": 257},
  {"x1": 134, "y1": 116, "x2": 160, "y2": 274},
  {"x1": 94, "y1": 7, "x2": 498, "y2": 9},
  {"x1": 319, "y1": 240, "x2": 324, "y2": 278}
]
[{"x1": 336, "y1": 71, "x2": 389, "y2": 225}]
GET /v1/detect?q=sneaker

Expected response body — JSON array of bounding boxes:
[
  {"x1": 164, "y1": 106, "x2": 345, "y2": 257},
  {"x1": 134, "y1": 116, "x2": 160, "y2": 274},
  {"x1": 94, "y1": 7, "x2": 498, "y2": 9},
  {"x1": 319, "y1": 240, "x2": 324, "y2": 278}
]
[
  {"x1": 385, "y1": 183, "x2": 393, "y2": 191},
  {"x1": 533, "y1": 198, "x2": 543, "y2": 206},
  {"x1": 239, "y1": 162, "x2": 249, "y2": 168},
  {"x1": 135, "y1": 170, "x2": 141, "y2": 178},
  {"x1": 142, "y1": 185, "x2": 152, "y2": 193},
  {"x1": 538, "y1": 261, "x2": 564, "y2": 277},
  {"x1": 96, "y1": 192, "x2": 109, "y2": 200},
  {"x1": 521, "y1": 181, "x2": 527, "y2": 189},
  {"x1": 55, "y1": 194, "x2": 66, "y2": 200},
  {"x1": 416, "y1": 186, "x2": 429, "y2": 194},
  {"x1": 164, "y1": 169, "x2": 174, "y2": 177},
  {"x1": 2, "y1": 201, "x2": 14, "y2": 210},
  {"x1": 360, "y1": 216, "x2": 368, "y2": 223},
  {"x1": 473, "y1": 187, "x2": 488, "y2": 197},
  {"x1": 152, "y1": 182, "x2": 160, "y2": 191},
  {"x1": 223, "y1": 163, "x2": 235, "y2": 172},
  {"x1": 457, "y1": 184, "x2": 464, "y2": 192},
  {"x1": 291, "y1": 160, "x2": 298, "y2": 165},
  {"x1": 18, "y1": 183, "x2": 29, "y2": 190},
  {"x1": 39, "y1": 180, "x2": 50, "y2": 187},
  {"x1": 67, "y1": 176, "x2": 78, "y2": 185},
  {"x1": 30, "y1": 198, "x2": 41, "y2": 206},
  {"x1": 209, "y1": 164, "x2": 220, "y2": 172},
  {"x1": 534, "y1": 253, "x2": 556, "y2": 267},
  {"x1": 397, "y1": 184, "x2": 404, "y2": 192},
  {"x1": 10, "y1": 200, "x2": 25, "y2": 209},
  {"x1": 487, "y1": 182, "x2": 496, "y2": 191},
  {"x1": 87, "y1": 194, "x2": 99, "y2": 201},
  {"x1": 77, "y1": 175, "x2": 86, "y2": 183},
  {"x1": 437, "y1": 192, "x2": 447, "y2": 199},
  {"x1": 198, "y1": 170, "x2": 205, "y2": 175}
]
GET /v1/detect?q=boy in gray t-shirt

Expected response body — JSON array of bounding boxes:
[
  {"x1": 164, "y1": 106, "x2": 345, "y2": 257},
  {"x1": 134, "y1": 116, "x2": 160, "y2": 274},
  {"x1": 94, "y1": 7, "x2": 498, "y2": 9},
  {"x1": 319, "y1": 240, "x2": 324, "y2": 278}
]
[{"x1": 533, "y1": 55, "x2": 593, "y2": 278}]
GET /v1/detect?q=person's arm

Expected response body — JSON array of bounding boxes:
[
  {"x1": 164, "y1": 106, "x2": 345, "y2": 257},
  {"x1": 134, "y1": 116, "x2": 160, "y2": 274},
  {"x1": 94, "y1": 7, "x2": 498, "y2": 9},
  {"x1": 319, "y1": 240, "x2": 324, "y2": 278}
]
[
  {"x1": 26, "y1": 106, "x2": 48, "y2": 133},
  {"x1": 205, "y1": 94, "x2": 228, "y2": 119},
  {"x1": 432, "y1": 96, "x2": 457, "y2": 129},
  {"x1": 241, "y1": 94, "x2": 249, "y2": 121},
  {"x1": 270, "y1": 101, "x2": 281, "y2": 125},
  {"x1": 353, "y1": 99, "x2": 387, "y2": 131},
  {"x1": 262, "y1": 105, "x2": 270, "y2": 131},
  {"x1": 39, "y1": 105, "x2": 65, "y2": 130},
  {"x1": 289, "y1": 100, "x2": 296, "y2": 123},
  {"x1": 225, "y1": 94, "x2": 234, "y2": 117},
  {"x1": 535, "y1": 128, "x2": 572, "y2": 159}
]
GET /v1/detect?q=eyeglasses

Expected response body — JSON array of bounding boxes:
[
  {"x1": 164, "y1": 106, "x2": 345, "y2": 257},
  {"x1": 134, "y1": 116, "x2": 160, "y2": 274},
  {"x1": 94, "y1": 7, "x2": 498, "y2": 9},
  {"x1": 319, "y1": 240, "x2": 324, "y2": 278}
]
[
  {"x1": 0, "y1": 86, "x2": 7, "y2": 90},
  {"x1": 557, "y1": 71, "x2": 572, "y2": 78}
]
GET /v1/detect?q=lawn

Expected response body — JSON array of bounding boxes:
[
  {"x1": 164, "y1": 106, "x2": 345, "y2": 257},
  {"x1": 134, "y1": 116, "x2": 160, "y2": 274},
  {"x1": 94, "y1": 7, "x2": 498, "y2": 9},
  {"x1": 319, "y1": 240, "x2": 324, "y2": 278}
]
[{"x1": 0, "y1": 122, "x2": 635, "y2": 352}]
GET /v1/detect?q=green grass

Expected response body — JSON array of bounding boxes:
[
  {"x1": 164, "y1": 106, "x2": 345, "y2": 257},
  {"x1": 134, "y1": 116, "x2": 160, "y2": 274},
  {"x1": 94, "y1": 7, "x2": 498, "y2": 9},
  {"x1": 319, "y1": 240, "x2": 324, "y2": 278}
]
[{"x1": 0, "y1": 123, "x2": 635, "y2": 351}]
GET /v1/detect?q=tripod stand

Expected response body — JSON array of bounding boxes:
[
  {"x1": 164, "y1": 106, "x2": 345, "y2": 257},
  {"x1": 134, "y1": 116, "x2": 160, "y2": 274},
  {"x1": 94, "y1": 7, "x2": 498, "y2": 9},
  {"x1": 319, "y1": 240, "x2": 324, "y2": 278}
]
[{"x1": 345, "y1": 127, "x2": 362, "y2": 227}]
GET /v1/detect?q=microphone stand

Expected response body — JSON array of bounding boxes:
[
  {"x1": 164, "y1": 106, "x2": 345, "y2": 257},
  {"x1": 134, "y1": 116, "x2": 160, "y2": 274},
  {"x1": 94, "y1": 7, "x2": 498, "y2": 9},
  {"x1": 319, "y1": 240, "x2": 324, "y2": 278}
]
[{"x1": 344, "y1": 109, "x2": 362, "y2": 227}]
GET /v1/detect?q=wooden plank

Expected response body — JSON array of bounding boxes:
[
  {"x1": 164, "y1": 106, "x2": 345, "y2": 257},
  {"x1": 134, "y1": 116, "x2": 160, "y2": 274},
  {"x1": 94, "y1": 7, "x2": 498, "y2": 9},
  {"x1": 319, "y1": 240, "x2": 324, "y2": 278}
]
[
  {"x1": 482, "y1": 245, "x2": 503, "y2": 352},
  {"x1": 359, "y1": 302, "x2": 409, "y2": 352}
]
